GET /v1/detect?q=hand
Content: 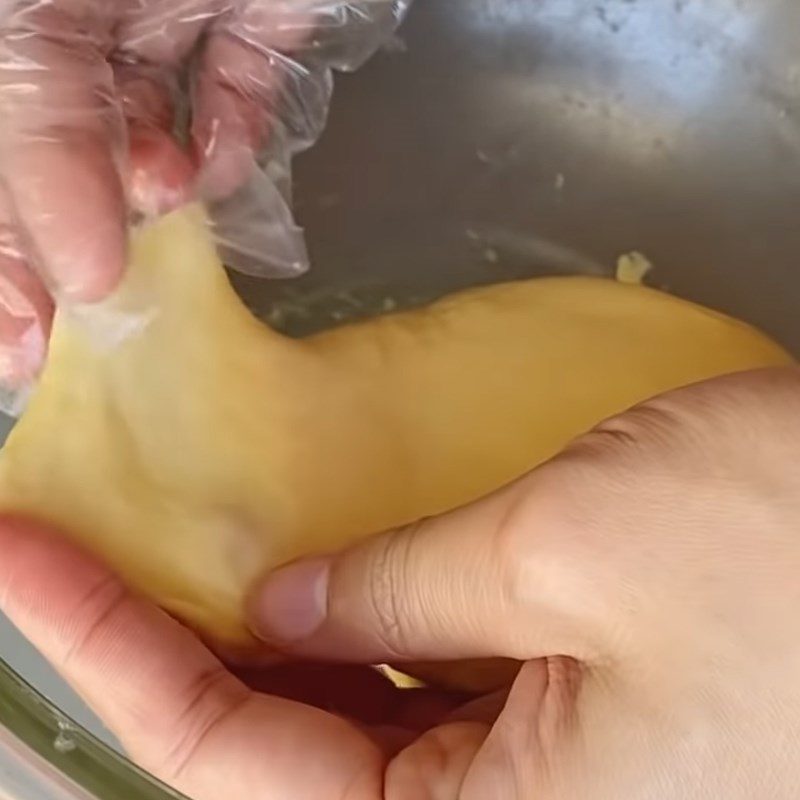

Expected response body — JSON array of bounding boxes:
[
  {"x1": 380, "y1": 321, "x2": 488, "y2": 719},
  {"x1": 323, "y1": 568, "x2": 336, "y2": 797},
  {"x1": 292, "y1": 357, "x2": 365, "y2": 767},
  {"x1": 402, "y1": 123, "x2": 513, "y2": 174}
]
[
  {"x1": 0, "y1": 0, "x2": 370, "y2": 388},
  {"x1": 4, "y1": 366, "x2": 800, "y2": 799},
  {"x1": 0, "y1": 517, "x2": 477, "y2": 800},
  {"x1": 246, "y1": 366, "x2": 800, "y2": 799}
]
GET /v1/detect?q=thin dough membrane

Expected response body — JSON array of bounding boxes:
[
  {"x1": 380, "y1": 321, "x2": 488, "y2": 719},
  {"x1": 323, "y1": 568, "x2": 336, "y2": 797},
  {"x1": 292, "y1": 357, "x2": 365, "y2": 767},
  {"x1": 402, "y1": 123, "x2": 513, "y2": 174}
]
[{"x1": 0, "y1": 205, "x2": 792, "y2": 685}]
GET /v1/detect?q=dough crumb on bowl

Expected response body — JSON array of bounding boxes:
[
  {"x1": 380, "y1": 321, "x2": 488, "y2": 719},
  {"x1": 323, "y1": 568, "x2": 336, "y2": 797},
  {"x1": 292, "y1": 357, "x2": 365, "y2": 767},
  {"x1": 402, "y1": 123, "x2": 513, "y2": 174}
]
[{"x1": 616, "y1": 251, "x2": 654, "y2": 285}]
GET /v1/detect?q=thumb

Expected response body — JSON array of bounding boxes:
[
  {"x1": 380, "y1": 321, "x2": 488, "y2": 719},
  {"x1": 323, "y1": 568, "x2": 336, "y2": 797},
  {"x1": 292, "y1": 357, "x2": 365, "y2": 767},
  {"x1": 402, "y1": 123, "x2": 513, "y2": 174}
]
[{"x1": 247, "y1": 468, "x2": 607, "y2": 669}]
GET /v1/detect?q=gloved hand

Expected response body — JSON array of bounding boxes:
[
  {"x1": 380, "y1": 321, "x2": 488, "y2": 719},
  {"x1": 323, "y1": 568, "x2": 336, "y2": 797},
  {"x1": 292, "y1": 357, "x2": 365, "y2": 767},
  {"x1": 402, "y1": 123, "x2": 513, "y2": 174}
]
[
  {"x1": 3, "y1": 368, "x2": 800, "y2": 799},
  {"x1": 0, "y1": 0, "x2": 405, "y2": 399}
]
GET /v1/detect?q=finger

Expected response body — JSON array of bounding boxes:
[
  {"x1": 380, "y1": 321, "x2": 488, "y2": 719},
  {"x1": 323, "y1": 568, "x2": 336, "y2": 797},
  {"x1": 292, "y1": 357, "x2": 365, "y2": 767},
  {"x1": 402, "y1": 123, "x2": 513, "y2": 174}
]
[
  {"x1": 0, "y1": 190, "x2": 53, "y2": 386},
  {"x1": 113, "y1": 62, "x2": 195, "y2": 215},
  {"x1": 248, "y1": 468, "x2": 606, "y2": 667},
  {"x1": 190, "y1": 31, "x2": 279, "y2": 199},
  {"x1": 386, "y1": 722, "x2": 490, "y2": 800},
  {"x1": 365, "y1": 725, "x2": 417, "y2": 758},
  {"x1": 0, "y1": 518, "x2": 383, "y2": 800},
  {"x1": 190, "y1": 8, "x2": 315, "y2": 199},
  {"x1": 452, "y1": 659, "x2": 583, "y2": 799},
  {"x1": 0, "y1": 4, "x2": 126, "y2": 302},
  {"x1": 114, "y1": 0, "x2": 216, "y2": 215},
  {"x1": 115, "y1": 0, "x2": 221, "y2": 68}
]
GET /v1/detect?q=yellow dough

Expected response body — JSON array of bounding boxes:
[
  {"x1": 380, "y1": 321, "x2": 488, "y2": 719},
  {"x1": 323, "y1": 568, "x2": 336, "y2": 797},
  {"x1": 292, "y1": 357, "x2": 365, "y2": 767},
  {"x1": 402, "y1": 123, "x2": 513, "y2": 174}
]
[{"x1": 0, "y1": 205, "x2": 793, "y2": 680}]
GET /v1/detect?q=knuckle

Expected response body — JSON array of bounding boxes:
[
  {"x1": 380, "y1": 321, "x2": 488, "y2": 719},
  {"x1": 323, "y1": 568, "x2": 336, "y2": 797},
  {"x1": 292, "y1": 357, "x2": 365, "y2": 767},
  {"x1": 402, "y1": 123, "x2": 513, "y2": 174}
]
[
  {"x1": 157, "y1": 666, "x2": 250, "y2": 784},
  {"x1": 581, "y1": 397, "x2": 686, "y2": 460},
  {"x1": 581, "y1": 367, "x2": 800, "y2": 463},
  {"x1": 491, "y1": 486, "x2": 547, "y2": 600},
  {"x1": 498, "y1": 490, "x2": 600, "y2": 631},
  {"x1": 365, "y1": 525, "x2": 419, "y2": 658},
  {"x1": 60, "y1": 573, "x2": 132, "y2": 669}
]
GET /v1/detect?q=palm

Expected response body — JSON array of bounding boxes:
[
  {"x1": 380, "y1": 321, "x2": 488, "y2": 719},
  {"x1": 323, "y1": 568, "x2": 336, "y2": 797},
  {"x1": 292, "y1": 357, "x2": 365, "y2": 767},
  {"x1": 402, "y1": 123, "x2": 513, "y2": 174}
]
[{"x1": 0, "y1": 518, "x2": 519, "y2": 799}]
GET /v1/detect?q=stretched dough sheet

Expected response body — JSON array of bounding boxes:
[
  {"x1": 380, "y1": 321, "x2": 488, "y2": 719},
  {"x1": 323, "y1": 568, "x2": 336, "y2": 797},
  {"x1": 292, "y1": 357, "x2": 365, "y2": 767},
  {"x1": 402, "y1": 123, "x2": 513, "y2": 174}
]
[{"x1": 0, "y1": 205, "x2": 793, "y2": 688}]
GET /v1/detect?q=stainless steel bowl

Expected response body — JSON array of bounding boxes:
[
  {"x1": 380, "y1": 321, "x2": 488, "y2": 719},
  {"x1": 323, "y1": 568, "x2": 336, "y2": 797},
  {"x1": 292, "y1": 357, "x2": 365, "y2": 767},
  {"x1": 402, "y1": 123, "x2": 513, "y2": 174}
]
[
  {"x1": 1, "y1": 0, "x2": 799, "y2": 797},
  {"x1": 239, "y1": 0, "x2": 800, "y2": 354}
]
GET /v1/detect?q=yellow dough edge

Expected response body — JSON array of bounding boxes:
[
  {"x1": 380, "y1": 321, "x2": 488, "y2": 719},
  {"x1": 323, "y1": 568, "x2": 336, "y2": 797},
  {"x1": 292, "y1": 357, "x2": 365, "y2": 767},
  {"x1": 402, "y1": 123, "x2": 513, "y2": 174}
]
[{"x1": 0, "y1": 205, "x2": 793, "y2": 689}]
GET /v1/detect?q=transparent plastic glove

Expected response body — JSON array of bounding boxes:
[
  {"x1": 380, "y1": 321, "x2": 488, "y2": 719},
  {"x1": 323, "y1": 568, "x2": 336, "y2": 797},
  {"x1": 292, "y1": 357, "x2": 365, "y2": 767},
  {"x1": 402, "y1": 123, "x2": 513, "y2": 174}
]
[{"x1": 0, "y1": 0, "x2": 409, "y2": 413}]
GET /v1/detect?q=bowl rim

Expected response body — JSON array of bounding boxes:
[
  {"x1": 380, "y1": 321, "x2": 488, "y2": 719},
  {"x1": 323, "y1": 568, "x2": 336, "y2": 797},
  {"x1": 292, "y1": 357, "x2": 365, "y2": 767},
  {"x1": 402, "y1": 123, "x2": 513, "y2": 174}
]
[{"x1": 0, "y1": 658, "x2": 181, "y2": 800}]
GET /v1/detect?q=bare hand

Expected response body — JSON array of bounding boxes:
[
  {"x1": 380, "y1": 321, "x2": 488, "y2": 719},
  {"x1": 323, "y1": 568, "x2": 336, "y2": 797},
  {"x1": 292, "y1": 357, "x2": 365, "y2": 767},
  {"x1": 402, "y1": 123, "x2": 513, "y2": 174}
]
[{"x1": 3, "y1": 368, "x2": 800, "y2": 799}]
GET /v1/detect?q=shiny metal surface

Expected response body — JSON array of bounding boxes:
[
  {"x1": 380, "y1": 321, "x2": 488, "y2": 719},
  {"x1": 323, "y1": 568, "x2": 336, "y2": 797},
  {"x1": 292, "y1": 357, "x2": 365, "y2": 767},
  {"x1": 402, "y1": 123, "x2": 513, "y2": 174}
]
[{"x1": 234, "y1": 0, "x2": 800, "y2": 352}]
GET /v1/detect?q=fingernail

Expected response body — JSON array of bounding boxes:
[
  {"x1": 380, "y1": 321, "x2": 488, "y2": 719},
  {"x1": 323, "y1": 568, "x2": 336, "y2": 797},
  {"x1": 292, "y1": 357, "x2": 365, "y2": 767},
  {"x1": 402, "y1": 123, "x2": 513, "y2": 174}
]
[
  {"x1": 249, "y1": 558, "x2": 330, "y2": 645},
  {"x1": 50, "y1": 234, "x2": 126, "y2": 304}
]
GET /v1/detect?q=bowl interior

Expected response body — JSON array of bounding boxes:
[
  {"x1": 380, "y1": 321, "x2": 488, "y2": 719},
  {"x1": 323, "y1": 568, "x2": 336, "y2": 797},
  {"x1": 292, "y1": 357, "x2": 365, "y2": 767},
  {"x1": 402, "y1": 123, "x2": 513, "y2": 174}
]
[{"x1": 234, "y1": 0, "x2": 800, "y2": 354}]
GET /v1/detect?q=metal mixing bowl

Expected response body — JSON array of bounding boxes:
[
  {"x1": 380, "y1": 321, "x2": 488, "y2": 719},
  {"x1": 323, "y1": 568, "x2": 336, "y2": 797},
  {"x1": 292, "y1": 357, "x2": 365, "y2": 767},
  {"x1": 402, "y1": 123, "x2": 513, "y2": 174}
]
[{"x1": 1, "y1": 0, "x2": 799, "y2": 797}]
